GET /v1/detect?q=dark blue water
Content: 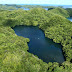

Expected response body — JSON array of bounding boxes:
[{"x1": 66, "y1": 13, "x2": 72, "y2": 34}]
[
  {"x1": 13, "y1": 26, "x2": 65, "y2": 63},
  {"x1": 67, "y1": 17, "x2": 72, "y2": 22}
]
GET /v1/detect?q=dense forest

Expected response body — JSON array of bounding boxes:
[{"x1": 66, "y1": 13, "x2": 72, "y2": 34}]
[
  {"x1": 0, "y1": 4, "x2": 72, "y2": 72},
  {"x1": 0, "y1": 4, "x2": 62, "y2": 10}
]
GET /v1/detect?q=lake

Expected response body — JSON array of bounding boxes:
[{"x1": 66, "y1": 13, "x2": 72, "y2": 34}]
[{"x1": 13, "y1": 26, "x2": 65, "y2": 63}]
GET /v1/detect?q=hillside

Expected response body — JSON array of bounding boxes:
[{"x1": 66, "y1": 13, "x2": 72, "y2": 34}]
[
  {"x1": 48, "y1": 7, "x2": 69, "y2": 18},
  {"x1": 0, "y1": 8, "x2": 72, "y2": 72},
  {"x1": 66, "y1": 8, "x2": 72, "y2": 17}
]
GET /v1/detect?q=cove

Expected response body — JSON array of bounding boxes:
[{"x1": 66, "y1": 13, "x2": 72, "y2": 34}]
[{"x1": 13, "y1": 25, "x2": 65, "y2": 63}]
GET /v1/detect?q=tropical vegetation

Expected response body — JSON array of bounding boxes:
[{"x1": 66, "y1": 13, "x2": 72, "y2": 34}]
[{"x1": 0, "y1": 5, "x2": 72, "y2": 72}]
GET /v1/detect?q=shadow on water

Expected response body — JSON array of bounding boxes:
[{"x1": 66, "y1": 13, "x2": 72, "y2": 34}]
[{"x1": 13, "y1": 25, "x2": 65, "y2": 63}]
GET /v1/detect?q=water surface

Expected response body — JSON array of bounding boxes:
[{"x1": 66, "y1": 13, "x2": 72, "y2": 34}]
[
  {"x1": 13, "y1": 26, "x2": 65, "y2": 63},
  {"x1": 43, "y1": 8, "x2": 48, "y2": 10},
  {"x1": 67, "y1": 17, "x2": 72, "y2": 22}
]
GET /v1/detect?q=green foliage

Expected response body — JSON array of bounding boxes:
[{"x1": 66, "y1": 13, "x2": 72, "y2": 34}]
[
  {"x1": 0, "y1": 26, "x2": 48, "y2": 72},
  {"x1": 66, "y1": 8, "x2": 72, "y2": 17},
  {"x1": 44, "y1": 15, "x2": 72, "y2": 62},
  {"x1": 0, "y1": 4, "x2": 57, "y2": 11},
  {"x1": 48, "y1": 7, "x2": 69, "y2": 18},
  {"x1": 0, "y1": 7, "x2": 72, "y2": 72}
]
